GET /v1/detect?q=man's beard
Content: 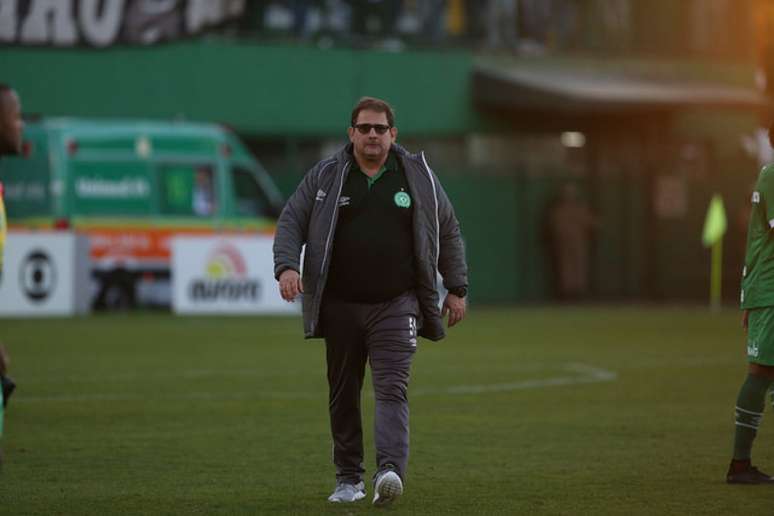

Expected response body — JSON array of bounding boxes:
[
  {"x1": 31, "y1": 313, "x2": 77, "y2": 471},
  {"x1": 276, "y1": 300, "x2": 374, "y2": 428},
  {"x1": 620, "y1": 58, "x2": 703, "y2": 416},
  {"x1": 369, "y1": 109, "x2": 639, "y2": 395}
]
[{"x1": 359, "y1": 142, "x2": 385, "y2": 161}]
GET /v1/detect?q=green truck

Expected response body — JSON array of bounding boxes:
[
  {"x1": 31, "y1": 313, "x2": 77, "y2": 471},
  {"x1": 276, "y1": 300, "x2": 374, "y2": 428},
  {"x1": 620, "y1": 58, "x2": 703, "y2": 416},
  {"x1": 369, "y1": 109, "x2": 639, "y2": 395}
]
[{"x1": 0, "y1": 118, "x2": 284, "y2": 308}]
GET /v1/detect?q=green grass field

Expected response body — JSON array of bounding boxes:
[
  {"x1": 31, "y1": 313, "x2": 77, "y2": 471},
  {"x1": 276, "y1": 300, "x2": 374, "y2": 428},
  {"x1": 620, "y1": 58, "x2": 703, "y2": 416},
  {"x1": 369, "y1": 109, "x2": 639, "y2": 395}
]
[{"x1": 2, "y1": 307, "x2": 774, "y2": 515}]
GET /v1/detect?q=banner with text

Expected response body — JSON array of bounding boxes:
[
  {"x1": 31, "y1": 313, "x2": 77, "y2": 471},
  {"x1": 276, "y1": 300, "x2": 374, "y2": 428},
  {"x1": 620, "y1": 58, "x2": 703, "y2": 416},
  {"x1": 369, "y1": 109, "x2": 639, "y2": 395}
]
[
  {"x1": 0, "y1": 0, "x2": 245, "y2": 48},
  {"x1": 172, "y1": 235, "x2": 298, "y2": 315}
]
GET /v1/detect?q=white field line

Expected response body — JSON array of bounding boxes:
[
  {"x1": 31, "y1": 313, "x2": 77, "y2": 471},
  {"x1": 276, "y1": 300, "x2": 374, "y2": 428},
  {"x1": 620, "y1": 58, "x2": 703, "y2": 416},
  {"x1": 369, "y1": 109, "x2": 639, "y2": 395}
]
[
  {"x1": 412, "y1": 363, "x2": 617, "y2": 396},
  {"x1": 13, "y1": 363, "x2": 616, "y2": 403},
  {"x1": 18, "y1": 368, "x2": 281, "y2": 384},
  {"x1": 13, "y1": 391, "x2": 321, "y2": 402}
]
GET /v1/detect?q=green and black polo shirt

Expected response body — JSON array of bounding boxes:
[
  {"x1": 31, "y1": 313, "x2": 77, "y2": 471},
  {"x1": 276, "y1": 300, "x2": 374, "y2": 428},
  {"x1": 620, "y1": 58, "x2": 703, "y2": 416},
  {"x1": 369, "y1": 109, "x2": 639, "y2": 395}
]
[{"x1": 325, "y1": 151, "x2": 415, "y2": 303}]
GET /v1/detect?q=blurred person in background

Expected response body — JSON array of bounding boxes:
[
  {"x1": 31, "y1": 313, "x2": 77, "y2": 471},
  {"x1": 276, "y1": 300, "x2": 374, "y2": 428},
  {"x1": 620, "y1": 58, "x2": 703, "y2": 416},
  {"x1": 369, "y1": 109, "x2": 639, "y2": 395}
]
[
  {"x1": 485, "y1": 0, "x2": 518, "y2": 51},
  {"x1": 192, "y1": 167, "x2": 216, "y2": 217},
  {"x1": 273, "y1": 97, "x2": 468, "y2": 506},
  {"x1": 754, "y1": 0, "x2": 774, "y2": 96},
  {"x1": 0, "y1": 83, "x2": 23, "y2": 466},
  {"x1": 728, "y1": 123, "x2": 774, "y2": 484},
  {"x1": 463, "y1": 0, "x2": 486, "y2": 43},
  {"x1": 291, "y1": 0, "x2": 317, "y2": 39},
  {"x1": 419, "y1": 0, "x2": 447, "y2": 44},
  {"x1": 544, "y1": 182, "x2": 596, "y2": 302},
  {"x1": 348, "y1": 0, "x2": 402, "y2": 41},
  {"x1": 518, "y1": 0, "x2": 552, "y2": 49},
  {"x1": 239, "y1": 0, "x2": 267, "y2": 33}
]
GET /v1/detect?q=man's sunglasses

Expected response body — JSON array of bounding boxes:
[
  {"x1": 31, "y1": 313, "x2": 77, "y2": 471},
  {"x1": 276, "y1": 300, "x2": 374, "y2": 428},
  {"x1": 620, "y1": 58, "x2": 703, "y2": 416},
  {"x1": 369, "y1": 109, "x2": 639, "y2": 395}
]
[{"x1": 353, "y1": 123, "x2": 391, "y2": 135}]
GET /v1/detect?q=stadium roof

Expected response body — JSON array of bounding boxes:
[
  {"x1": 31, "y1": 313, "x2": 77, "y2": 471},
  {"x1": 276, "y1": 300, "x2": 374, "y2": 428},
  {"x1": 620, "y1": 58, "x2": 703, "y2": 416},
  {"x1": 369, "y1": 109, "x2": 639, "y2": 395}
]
[{"x1": 472, "y1": 62, "x2": 772, "y2": 116}]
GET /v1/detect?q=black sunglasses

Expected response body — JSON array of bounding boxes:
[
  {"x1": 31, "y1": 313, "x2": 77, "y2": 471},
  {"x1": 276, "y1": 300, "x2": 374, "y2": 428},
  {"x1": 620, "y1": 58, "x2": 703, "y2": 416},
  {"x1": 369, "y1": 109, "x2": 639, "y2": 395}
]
[{"x1": 353, "y1": 123, "x2": 391, "y2": 135}]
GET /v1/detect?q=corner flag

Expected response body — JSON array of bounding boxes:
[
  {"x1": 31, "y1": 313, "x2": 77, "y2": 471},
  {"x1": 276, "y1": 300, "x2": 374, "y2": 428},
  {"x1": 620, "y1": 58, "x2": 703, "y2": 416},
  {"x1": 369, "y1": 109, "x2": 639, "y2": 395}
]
[
  {"x1": 702, "y1": 194, "x2": 727, "y2": 311},
  {"x1": 702, "y1": 194, "x2": 727, "y2": 247}
]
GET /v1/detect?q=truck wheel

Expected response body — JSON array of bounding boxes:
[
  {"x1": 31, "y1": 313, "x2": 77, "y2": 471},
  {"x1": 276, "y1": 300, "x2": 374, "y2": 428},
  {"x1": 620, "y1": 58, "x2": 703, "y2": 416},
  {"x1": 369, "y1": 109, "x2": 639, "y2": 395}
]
[{"x1": 93, "y1": 270, "x2": 137, "y2": 310}]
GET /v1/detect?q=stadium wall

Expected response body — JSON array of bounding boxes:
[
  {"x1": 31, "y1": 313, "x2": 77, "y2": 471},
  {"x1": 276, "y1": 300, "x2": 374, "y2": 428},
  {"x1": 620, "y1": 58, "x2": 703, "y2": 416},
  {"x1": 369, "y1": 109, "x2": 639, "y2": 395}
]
[{"x1": 0, "y1": 39, "x2": 475, "y2": 137}]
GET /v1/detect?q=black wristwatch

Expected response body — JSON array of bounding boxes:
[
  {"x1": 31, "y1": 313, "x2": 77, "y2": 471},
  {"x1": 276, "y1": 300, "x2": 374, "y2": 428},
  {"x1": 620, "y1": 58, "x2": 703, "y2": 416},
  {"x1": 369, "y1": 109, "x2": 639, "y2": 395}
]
[{"x1": 448, "y1": 286, "x2": 467, "y2": 298}]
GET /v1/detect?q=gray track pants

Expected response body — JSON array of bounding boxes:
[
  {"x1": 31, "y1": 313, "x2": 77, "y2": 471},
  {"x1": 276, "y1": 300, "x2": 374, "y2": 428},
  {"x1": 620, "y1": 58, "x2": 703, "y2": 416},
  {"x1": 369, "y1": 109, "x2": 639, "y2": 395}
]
[{"x1": 320, "y1": 291, "x2": 419, "y2": 484}]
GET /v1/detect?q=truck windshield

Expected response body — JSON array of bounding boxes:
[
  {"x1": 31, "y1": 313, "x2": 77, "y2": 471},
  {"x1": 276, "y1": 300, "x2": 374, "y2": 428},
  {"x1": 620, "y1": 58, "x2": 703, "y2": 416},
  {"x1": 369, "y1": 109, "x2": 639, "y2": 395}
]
[{"x1": 231, "y1": 165, "x2": 273, "y2": 218}]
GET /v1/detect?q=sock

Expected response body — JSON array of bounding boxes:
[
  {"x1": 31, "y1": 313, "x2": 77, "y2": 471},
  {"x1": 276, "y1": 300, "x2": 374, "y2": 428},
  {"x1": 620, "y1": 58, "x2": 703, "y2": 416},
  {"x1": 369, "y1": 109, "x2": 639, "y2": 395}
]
[{"x1": 733, "y1": 374, "x2": 772, "y2": 461}]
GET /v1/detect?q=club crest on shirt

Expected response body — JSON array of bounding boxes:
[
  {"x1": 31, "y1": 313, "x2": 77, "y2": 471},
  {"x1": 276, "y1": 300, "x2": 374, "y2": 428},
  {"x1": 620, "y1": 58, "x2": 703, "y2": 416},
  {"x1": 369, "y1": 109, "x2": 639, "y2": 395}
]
[
  {"x1": 338, "y1": 196, "x2": 351, "y2": 207},
  {"x1": 394, "y1": 191, "x2": 411, "y2": 208}
]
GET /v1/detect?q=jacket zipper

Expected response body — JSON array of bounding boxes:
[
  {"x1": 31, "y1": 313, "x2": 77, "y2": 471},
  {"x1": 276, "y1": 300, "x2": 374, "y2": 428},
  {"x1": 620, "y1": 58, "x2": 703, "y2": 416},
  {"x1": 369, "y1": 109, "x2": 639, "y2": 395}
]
[
  {"x1": 420, "y1": 152, "x2": 440, "y2": 277},
  {"x1": 310, "y1": 161, "x2": 349, "y2": 335},
  {"x1": 320, "y1": 161, "x2": 349, "y2": 277}
]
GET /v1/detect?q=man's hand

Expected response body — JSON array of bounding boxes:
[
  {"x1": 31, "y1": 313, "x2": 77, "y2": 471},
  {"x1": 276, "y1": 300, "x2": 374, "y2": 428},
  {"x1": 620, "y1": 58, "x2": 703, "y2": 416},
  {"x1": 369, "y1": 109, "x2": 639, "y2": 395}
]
[
  {"x1": 742, "y1": 309, "x2": 749, "y2": 333},
  {"x1": 442, "y1": 293, "x2": 466, "y2": 328},
  {"x1": 278, "y1": 269, "x2": 303, "y2": 302}
]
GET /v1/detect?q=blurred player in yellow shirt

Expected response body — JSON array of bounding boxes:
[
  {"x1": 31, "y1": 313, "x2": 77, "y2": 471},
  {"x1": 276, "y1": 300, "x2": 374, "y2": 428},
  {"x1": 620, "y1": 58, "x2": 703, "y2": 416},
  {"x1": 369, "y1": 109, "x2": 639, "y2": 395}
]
[{"x1": 0, "y1": 83, "x2": 24, "y2": 466}]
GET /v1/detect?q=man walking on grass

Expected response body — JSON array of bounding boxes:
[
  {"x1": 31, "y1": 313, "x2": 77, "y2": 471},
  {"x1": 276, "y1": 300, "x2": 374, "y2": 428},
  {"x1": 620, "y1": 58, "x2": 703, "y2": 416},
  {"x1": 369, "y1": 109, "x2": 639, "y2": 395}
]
[{"x1": 273, "y1": 97, "x2": 468, "y2": 506}]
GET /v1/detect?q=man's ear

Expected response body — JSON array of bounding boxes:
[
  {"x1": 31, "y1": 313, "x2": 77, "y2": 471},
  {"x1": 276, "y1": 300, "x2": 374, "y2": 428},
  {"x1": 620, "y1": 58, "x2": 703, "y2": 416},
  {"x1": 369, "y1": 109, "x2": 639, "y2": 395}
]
[
  {"x1": 390, "y1": 127, "x2": 398, "y2": 142},
  {"x1": 347, "y1": 126, "x2": 355, "y2": 142}
]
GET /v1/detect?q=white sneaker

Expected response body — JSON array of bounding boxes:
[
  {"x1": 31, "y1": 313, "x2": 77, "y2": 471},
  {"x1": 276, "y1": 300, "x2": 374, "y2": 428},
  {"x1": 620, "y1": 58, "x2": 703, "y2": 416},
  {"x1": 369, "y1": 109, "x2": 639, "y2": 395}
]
[
  {"x1": 327, "y1": 481, "x2": 366, "y2": 503},
  {"x1": 372, "y1": 470, "x2": 403, "y2": 507}
]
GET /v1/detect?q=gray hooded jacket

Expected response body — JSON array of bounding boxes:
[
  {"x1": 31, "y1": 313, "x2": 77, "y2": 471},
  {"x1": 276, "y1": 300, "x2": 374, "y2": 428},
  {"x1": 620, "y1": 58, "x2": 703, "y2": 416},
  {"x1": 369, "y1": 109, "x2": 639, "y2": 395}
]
[{"x1": 272, "y1": 143, "x2": 468, "y2": 341}]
